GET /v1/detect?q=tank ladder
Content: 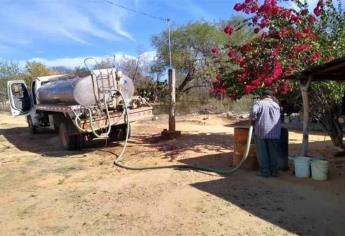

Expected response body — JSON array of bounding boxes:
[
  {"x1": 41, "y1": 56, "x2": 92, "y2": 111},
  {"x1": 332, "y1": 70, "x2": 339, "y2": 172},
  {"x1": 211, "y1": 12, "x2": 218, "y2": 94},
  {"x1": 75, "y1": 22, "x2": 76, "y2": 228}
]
[{"x1": 94, "y1": 68, "x2": 117, "y2": 107}]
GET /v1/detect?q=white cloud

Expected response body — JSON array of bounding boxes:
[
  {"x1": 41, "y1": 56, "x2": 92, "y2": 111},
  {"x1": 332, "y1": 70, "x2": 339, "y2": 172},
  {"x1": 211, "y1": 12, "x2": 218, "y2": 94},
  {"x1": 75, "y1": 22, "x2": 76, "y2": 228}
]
[
  {"x1": 24, "y1": 51, "x2": 156, "y2": 68},
  {"x1": 0, "y1": 0, "x2": 135, "y2": 46},
  {"x1": 114, "y1": 21, "x2": 135, "y2": 41},
  {"x1": 139, "y1": 50, "x2": 157, "y2": 61},
  {"x1": 57, "y1": 28, "x2": 90, "y2": 45}
]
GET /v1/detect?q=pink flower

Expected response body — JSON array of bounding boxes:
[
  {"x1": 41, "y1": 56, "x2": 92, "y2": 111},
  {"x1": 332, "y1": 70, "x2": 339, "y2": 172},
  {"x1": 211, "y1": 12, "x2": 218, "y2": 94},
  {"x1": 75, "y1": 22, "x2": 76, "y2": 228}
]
[
  {"x1": 216, "y1": 73, "x2": 222, "y2": 81},
  {"x1": 281, "y1": 81, "x2": 289, "y2": 94},
  {"x1": 250, "y1": 78, "x2": 261, "y2": 86},
  {"x1": 272, "y1": 6, "x2": 279, "y2": 15},
  {"x1": 260, "y1": 18, "x2": 268, "y2": 28},
  {"x1": 301, "y1": 9, "x2": 308, "y2": 16},
  {"x1": 224, "y1": 25, "x2": 234, "y2": 35},
  {"x1": 308, "y1": 15, "x2": 315, "y2": 24},
  {"x1": 295, "y1": 31, "x2": 302, "y2": 40},
  {"x1": 291, "y1": 15, "x2": 300, "y2": 23},
  {"x1": 295, "y1": 44, "x2": 310, "y2": 52},
  {"x1": 211, "y1": 47, "x2": 219, "y2": 54},
  {"x1": 228, "y1": 49, "x2": 236, "y2": 58},
  {"x1": 272, "y1": 62, "x2": 282, "y2": 79},
  {"x1": 218, "y1": 87, "x2": 226, "y2": 95},
  {"x1": 261, "y1": 32, "x2": 268, "y2": 38},
  {"x1": 234, "y1": 56, "x2": 244, "y2": 65},
  {"x1": 311, "y1": 51, "x2": 321, "y2": 61},
  {"x1": 314, "y1": 6, "x2": 321, "y2": 16},
  {"x1": 244, "y1": 85, "x2": 255, "y2": 93},
  {"x1": 283, "y1": 9, "x2": 293, "y2": 18},
  {"x1": 264, "y1": 77, "x2": 274, "y2": 86},
  {"x1": 252, "y1": 16, "x2": 258, "y2": 24},
  {"x1": 271, "y1": 48, "x2": 279, "y2": 57},
  {"x1": 303, "y1": 28, "x2": 311, "y2": 34},
  {"x1": 234, "y1": 3, "x2": 243, "y2": 11}
]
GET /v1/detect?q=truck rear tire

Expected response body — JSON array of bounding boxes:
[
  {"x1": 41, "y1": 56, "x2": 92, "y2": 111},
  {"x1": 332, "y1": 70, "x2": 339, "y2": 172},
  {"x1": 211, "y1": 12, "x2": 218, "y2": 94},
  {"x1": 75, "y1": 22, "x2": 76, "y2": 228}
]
[
  {"x1": 59, "y1": 122, "x2": 83, "y2": 150},
  {"x1": 74, "y1": 134, "x2": 84, "y2": 150},
  {"x1": 109, "y1": 124, "x2": 131, "y2": 141}
]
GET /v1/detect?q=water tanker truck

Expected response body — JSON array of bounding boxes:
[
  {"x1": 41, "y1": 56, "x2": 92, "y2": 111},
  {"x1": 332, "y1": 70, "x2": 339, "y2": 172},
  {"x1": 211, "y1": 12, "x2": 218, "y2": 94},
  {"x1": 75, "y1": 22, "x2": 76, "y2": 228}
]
[{"x1": 7, "y1": 67, "x2": 153, "y2": 150}]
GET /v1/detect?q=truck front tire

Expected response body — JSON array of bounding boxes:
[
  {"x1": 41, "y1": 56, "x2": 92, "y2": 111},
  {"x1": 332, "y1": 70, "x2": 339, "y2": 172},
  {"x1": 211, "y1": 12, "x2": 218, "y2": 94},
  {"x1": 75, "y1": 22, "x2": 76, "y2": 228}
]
[{"x1": 27, "y1": 116, "x2": 37, "y2": 134}]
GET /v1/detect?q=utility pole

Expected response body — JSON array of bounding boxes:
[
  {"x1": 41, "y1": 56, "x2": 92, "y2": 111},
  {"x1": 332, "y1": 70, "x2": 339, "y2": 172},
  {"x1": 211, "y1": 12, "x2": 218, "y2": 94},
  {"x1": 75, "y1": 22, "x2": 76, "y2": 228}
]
[
  {"x1": 168, "y1": 68, "x2": 176, "y2": 132},
  {"x1": 162, "y1": 18, "x2": 180, "y2": 138}
]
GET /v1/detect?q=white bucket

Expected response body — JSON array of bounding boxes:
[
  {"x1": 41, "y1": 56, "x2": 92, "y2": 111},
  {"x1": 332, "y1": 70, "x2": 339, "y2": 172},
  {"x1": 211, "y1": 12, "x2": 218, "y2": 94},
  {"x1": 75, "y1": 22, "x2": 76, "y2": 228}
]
[
  {"x1": 294, "y1": 156, "x2": 311, "y2": 178},
  {"x1": 311, "y1": 160, "x2": 329, "y2": 181}
]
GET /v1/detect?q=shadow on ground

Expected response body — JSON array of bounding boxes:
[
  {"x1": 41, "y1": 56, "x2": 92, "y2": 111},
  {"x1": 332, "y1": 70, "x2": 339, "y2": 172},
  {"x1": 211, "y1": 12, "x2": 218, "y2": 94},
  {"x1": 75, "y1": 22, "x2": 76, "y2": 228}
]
[
  {"x1": 0, "y1": 127, "x2": 123, "y2": 157},
  {"x1": 191, "y1": 174, "x2": 345, "y2": 236},
  {"x1": 142, "y1": 132, "x2": 234, "y2": 161}
]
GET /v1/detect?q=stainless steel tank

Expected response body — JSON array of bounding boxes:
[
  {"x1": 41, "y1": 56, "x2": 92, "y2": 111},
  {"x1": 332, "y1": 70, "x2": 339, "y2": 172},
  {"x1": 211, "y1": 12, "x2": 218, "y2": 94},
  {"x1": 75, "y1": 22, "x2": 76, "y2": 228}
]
[{"x1": 37, "y1": 73, "x2": 134, "y2": 107}]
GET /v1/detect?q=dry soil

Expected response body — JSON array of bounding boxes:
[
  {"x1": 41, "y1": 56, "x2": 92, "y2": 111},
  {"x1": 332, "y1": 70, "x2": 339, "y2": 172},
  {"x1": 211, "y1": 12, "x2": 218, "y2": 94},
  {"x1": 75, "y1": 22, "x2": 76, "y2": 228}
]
[{"x1": 0, "y1": 112, "x2": 345, "y2": 236}]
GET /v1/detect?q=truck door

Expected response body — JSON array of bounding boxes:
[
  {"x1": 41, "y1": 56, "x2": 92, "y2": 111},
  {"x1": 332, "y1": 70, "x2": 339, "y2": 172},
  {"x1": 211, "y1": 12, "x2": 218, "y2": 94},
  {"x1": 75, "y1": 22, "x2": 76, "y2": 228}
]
[{"x1": 7, "y1": 80, "x2": 32, "y2": 116}]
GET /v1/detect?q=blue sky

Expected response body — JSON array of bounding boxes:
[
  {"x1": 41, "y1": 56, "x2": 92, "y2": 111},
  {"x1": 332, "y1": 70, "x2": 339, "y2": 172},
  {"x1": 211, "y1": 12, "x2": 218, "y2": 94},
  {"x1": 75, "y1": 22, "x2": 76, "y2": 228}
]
[{"x1": 0, "y1": 0, "x2": 240, "y2": 68}]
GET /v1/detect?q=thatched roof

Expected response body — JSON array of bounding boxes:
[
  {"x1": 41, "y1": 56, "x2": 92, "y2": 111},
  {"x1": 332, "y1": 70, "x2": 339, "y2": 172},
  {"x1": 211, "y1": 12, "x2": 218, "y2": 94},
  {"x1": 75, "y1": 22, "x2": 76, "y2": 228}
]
[{"x1": 287, "y1": 56, "x2": 345, "y2": 81}]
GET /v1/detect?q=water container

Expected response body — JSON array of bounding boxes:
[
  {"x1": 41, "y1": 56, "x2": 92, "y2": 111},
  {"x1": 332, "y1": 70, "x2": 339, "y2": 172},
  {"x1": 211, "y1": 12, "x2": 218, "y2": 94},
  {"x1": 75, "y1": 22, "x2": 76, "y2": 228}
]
[
  {"x1": 232, "y1": 127, "x2": 258, "y2": 170},
  {"x1": 278, "y1": 127, "x2": 289, "y2": 170},
  {"x1": 311, "y1": 159, "x2": 329, "y2": 181},
  {"x1": 294, "y1": 156, "x2": 311, "y2": 178}
]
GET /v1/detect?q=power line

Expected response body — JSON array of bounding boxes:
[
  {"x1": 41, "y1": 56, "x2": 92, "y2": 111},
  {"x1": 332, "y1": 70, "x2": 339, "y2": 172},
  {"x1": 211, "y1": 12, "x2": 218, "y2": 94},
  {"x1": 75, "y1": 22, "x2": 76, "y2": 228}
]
[
  {"x1": 104, "y1": 0, "x2": 173, "y2": 68},
  {"x1": 104, "y1": 0, "x2": 168, "y2": 22}
]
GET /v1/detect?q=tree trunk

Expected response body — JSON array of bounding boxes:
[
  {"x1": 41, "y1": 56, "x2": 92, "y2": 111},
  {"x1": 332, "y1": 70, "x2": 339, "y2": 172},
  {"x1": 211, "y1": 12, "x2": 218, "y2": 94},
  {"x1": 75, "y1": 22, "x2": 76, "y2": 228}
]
[
  {"x1": 300, "y1": 76, "x2": 312, "y2": 156},
  {"x1": 177, "y1": 67, "x2": 196, "y2": 95}
]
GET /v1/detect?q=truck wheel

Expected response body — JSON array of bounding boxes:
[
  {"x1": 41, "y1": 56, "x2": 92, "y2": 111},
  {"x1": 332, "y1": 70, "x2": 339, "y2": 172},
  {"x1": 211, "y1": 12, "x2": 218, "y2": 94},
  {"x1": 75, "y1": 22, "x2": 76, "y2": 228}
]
[
  {"x1": 73, "y1": 134, "x2": 84, "y2": 150},
  {"x1": 59, "y1": 122, "x2": 76, "y2": 150},
  {"x1": 27, "y1": 116, "x2": 37, "y2": 134},
  {"x1": 109, "y1": 124, "x2": 131, "y2": 141}
]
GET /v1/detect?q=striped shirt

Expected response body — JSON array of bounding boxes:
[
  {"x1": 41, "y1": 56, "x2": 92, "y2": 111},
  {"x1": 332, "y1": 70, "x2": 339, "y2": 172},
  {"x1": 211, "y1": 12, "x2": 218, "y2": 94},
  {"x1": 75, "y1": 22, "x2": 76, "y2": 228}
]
[{"x1": 250, "y1": 98, "x2": 281, "y2": 139}]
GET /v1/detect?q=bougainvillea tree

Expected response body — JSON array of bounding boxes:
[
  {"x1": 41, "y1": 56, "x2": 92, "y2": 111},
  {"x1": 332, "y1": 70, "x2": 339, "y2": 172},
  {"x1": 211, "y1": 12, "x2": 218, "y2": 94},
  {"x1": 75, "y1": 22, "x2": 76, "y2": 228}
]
[{"x1": 212, "y1": 0, "x2": 345, "y2": 153}]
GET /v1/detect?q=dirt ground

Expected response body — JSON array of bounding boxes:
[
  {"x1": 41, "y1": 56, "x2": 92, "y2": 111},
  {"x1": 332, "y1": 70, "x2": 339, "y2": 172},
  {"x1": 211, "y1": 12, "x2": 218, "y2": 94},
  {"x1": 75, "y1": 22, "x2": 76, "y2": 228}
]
[{"x1": 0, "y1": 112, "x2": 345, "y2": 236}]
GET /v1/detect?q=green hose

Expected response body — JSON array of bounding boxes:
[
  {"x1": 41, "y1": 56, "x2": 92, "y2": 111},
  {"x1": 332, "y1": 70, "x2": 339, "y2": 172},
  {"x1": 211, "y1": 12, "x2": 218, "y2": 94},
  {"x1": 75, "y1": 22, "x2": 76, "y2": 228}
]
[
  {"x1": 87, "y1": 100, "x2": 112, "y2": 138},
  {"x1": 113, "y1": 90, "x2": 254, "y2": 176}
]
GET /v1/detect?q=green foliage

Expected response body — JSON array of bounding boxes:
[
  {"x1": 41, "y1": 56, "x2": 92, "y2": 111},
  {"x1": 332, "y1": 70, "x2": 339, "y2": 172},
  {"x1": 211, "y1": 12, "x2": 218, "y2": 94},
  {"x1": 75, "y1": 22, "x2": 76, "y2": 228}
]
[
  {"x1": 151, "y1": 18, "x2": 253, "y2": 94},
  {"x1": 0, "y1": 61, "x2": 26, "y2": 101},
  {"x1": 24, "y1": 61, "x2": 50, "y2": 85},
  {"x1": 0, "y1": 61, "x2": 51, "y2": 104},
  {"x1": 136, "y1": 77, "x2": 168, "y2": 102}
]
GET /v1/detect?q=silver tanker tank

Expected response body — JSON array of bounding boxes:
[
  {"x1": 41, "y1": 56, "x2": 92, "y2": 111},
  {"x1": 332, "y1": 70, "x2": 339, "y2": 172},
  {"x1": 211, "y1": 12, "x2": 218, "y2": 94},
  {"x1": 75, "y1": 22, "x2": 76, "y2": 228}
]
[{"x1": 37, "y1": 70, "x2": 134, "y2": 107}]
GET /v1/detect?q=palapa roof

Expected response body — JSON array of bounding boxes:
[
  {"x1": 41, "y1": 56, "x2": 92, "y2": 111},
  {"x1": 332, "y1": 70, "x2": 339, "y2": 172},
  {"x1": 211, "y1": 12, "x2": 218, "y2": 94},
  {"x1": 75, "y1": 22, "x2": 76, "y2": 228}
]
[{"x1": 287, "y1": 56, "x2": 345, "y2": 81}]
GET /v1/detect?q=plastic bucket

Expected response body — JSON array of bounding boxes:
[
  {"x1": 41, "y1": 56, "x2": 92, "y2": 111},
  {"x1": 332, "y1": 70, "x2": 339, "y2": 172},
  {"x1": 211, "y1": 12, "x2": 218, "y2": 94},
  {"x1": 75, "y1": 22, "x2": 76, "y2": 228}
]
[
  {"x1": 294, "y1": 156, "x2": 311, "y2": 178},
  {"x1": 310, "y1": 156, "x2": 325, "y2": 161},
  {"x1": 311, "y1": 160, "x2": 329, "y2": 181}
]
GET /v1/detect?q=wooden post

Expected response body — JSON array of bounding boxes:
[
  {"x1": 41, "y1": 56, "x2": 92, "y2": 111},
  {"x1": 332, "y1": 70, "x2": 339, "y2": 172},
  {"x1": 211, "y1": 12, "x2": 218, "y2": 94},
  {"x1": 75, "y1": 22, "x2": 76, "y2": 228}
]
[
  {"x1": 300, "y1": 76, "x2": 312, "y2": 156},
  {"x1": 168, "y1": 68, "x2": 176, "y2": 132}
]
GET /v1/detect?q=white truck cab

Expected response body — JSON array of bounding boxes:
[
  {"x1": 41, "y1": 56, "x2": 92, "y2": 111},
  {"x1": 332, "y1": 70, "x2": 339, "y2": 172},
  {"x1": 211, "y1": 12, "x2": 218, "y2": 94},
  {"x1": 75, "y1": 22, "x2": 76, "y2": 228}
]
[{"x1": 8, "y1": 75, "x2": 66, "y2": 117}]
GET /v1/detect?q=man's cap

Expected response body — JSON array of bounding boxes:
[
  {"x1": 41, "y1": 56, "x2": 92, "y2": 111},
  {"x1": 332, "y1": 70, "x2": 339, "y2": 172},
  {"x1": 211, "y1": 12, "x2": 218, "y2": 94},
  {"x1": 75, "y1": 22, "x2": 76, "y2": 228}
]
[{"x1": 263, "y1": 89, "x2": 274, "y2": 96}]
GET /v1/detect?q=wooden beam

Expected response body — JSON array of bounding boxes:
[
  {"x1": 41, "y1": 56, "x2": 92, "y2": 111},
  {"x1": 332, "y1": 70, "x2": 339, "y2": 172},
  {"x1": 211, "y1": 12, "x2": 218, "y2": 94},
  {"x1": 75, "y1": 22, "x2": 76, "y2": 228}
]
[{"x1": 300, "y1": 75, "x2": 312, "y2": 156}]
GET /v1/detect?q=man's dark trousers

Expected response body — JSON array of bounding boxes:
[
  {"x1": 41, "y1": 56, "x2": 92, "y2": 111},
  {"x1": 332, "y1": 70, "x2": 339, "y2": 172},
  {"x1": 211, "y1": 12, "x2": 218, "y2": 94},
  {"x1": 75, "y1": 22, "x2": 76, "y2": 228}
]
[{"x1": 255, "y1": 137, "x2": 281, "y2": 176}]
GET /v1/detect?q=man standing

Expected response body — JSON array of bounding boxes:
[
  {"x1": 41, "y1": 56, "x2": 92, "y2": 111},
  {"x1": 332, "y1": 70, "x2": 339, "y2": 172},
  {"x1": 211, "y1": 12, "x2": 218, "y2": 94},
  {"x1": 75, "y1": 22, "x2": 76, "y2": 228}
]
[{"x1": 250, "y1": 90, "x2": 281, "y2": 177}]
